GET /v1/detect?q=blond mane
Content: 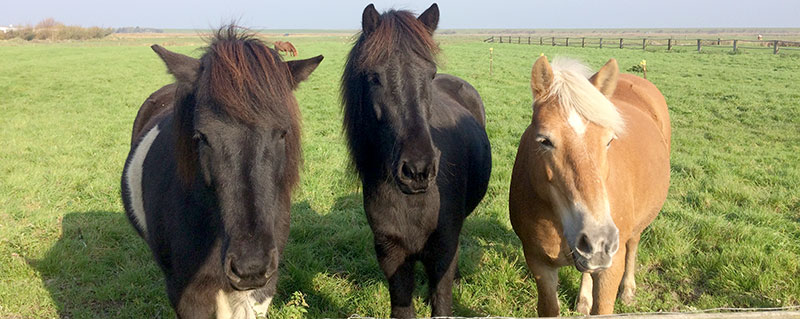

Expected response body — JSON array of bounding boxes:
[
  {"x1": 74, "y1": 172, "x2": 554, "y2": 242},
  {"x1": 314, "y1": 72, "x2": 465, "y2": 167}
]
[{"x1": 548, "y1": 58, "x2": 625, "y2": 135}]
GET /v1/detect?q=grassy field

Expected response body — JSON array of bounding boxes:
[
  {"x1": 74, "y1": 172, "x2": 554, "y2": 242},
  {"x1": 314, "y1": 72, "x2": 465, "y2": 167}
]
[{"x1": 1, "y1": 33, "x2": 799, "y2": 318}]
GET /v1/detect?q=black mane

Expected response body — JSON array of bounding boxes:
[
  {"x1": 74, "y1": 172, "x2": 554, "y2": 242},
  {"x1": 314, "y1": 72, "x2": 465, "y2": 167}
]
[
  {"x1": 175, "y1": 25, "x2": 302, "y2": 188},
  {"x1": 340, "y1": 9, "x2": 439, "y2": 176}
]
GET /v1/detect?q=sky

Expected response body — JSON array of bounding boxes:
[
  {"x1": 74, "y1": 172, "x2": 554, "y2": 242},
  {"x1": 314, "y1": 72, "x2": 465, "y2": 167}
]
[{"x1": 2, "y1": 0, "x2": 799, "y2": 30}]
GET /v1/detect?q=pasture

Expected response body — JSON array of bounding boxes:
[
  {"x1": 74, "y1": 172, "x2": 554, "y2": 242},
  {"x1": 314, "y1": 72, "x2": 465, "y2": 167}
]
[{"x1": 1, "y1": 33, "x2": 799, "y2": 318}]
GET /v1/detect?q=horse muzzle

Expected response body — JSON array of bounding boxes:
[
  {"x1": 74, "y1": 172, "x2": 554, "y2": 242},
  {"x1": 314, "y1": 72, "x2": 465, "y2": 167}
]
[
  {"x1": 571, "y1": 225, "x2": 619, "y2": 273},
  {"x1": 224, "y1": 248, "x2": 278, "y2": 291},
  {"x1": 394, "y1": 149, "x2": 440, "y2": 195}
]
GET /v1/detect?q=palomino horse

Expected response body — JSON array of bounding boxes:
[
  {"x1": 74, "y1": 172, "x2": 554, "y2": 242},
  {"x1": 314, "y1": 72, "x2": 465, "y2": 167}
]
[
  {"x1": 341, "y1": 4, "x2": 491, "y2": 318},
  {"x1": 121, "y1": 26, "x2": 322, "y2": 318},
  {"x1": 509, "y1": 57, "x2": 670, "y2": 316},
  {"x1": 273, "y1": 40, "x2": 298, "y2": 56}
]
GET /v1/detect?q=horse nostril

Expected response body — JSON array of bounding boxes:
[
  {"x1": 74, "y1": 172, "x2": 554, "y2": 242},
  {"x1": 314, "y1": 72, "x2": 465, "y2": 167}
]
[
  {"x1": 400, "y1": 159, "x2": 433, "y2": 181},
  {"x1": 577, "y1": 233, "x2": 592, "y2": 255},
  {"x1": 229, "y1": 257, "x2": 267, "y2": 279},
  {"x1": 401, "y1": 160, "x2": 414, "y2": 180},
  {"x1": 230, "y1": 260, "x2": 244, "y2": 278},
  {"x1": 605, "y1": 237, "x2": 619, "y2": 255}
]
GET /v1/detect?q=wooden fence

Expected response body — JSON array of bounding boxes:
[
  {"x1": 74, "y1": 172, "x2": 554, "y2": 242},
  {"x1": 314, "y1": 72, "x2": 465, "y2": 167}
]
[{"x1": 483, "y1": 36, "x2": 800, "y2": 54}]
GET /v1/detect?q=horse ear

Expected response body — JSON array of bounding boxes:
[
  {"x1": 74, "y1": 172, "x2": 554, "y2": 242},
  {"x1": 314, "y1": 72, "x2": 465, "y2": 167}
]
[
  {"x1": 418, "y1": 3, "x2": 439, "y2": 33},
  {"x1": 287, "y1": 55, "x2": 324, "y2": 89},
  {"x1": 362, "y1": 4, "x2": 380, "y2": 35},
  {"x1": 531, "y1": 55, "x2": 553, "y2": 102},
  {"x1": 589, "y1": 58, "x2": 619, "y2": 98},
  {"x1": 151, "y1": 45, "x2": 200, "y2": 84}
]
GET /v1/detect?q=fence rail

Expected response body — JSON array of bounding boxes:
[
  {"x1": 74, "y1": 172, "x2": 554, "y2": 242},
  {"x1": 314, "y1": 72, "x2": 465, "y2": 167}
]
[{"x1": 482, "y1": 36, "x2": 800, "y2": 54}]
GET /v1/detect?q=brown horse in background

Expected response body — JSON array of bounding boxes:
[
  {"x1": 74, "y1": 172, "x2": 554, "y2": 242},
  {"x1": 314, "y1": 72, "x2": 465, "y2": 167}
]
[
  {"x1": 509, "y1": 57, "x2": 670, "y2": 316},
  {"x1": 273, "y1": 40, "x2": 298, "y2": 56}
]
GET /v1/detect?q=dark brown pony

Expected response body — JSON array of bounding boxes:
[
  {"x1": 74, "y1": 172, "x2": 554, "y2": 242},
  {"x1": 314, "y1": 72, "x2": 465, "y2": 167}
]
[
  {"x1": 273, "y1": 40, "x2": 298, "y2": 57},
  {"x1": 341, "y1": 4, "x2": 491, "y2": 318},
  {"x1": 121, "y1": 26, "x2": 322, "y2": 318}
]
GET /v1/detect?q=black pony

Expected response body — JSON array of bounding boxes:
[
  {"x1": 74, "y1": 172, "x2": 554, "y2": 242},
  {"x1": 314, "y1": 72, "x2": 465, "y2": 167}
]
[
  {"x1": 341, "y1": 4, "x2": 491, "y2": 318},
  {"x1": 121, "y1": 26, "x2": 322, "y2": 318}
]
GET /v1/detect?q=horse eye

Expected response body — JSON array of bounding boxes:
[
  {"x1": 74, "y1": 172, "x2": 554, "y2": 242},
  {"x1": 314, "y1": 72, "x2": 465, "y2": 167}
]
[
  {"x1": 193, "y1": 131, "x2": 210, "y2": 146},
  {"x1": 607, "y1": 137, "x2": 615, "y2": 148},
  {"x1": 277, "y1": 129, "x2": 288, "y2": 139},
  {"x1": 537, "y1": 136, "x2": 554, "y2": 148},
  {"x1": 367, "y1": 73, "x2": 381, "y2": 86}
]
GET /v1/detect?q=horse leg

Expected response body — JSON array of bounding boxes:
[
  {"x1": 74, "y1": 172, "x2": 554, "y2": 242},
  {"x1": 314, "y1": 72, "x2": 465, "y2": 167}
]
[
  {"x1": 619, "y1": 233, "x2": 641, "y2": 305},
  {"x1": 376, "y1": 240, "x2": 416, "y2": 318},
  {"x1": 576, "y1": 272, "x2": 593, "y2": 315},
  {"x1": 173, "y1": 282, "x2": 217, "y2": 318},
  {"x1": 527, "y1": 260, "x2": 560, "y2": 317},
  {"x1": 422, "y1": 231, "x2": 460, "y2": 317},
  {"x1": 387, "y1": 258, "x2": 416, "y2": 318},
  {"x1": 590, "y1": 250, "x2": 626, "y2": 315}
]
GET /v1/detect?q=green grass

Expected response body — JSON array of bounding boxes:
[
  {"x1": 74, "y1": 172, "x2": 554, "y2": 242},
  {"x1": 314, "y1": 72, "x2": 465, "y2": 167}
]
[{"x1": 1, "y1": 35, "x2": 799, "y2": 318}]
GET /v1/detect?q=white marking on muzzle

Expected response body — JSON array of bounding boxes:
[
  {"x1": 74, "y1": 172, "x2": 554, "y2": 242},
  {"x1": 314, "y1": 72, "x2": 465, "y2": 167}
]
[
  {"x1": 125, "y1": 125, "x2": 160, "y2": 238},
  {"x1": 216, "y1": 290, "x2": 260, "y2": 319},
  {"x1": 252, "y1": 296, "x2": 272, "y2": 318}
]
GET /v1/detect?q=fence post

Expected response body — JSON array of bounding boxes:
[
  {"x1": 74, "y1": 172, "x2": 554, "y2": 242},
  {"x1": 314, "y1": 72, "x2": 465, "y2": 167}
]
[
  {"x1": 642, "y1": 38, "x2": 647, "y2": 50},
  {"x1": 599, "y1": 37, "x2": 603, "y2": 48},
  {"x1": 697, "y1": 39, "x2": 701, "y2": 52},
  {"x1": 540, "y1": 37, "x2": 543, "y2": 45},
  {"x1": 668, "y1": 38, "x2": 672, "y2": 51},
  {"x1": 489, "y1": 47, "x2": 493, "y2": 75},
  {"x1": 518, "y1": 36, "x2": 521, "y2": 44},
  {"x1": 566, "y1": 37, "x2": 569, "y2": 47},
  {"x1": 733, "y1": 39, "x2": 738, "y2": 52},
  {"x1": 774, "y1": 40, "x2": 779, "y2": 54},
  {"x1": 500, "y1": 36, "x2": 503, "y2": 43},
  {"x1": 528, "y1": 36, "x2": 531, "y2": 44},
  {"x1": 582, "y1": 37, "x2": 585, "y2": 48},
  {"x1": 619, "y1": 38, "x2": 624, "y2": 49},
  {"x1": 717, "y1": 38, "x2": 721, "y2": 45},
  {"x1": 552, "y1": 37, "x2": 556, "y2": 46}
]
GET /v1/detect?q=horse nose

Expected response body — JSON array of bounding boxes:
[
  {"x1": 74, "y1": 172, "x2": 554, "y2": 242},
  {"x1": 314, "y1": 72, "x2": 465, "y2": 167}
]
[
  {"x1": 397, "y1": 157, "x2": 437, "y2": 194},
  {"x1": 225, "y1": 248, "x2": 278, "y2": 291},
  {"x1": 574, "y1": 225, "x2": 619, "y2": 272}
]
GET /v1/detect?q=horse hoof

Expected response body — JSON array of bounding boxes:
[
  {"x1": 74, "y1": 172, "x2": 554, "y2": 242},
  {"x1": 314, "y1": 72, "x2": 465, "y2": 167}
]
[
  {"x1": 576, "y1": 299, "x2": 591, "y2": 315},
  {"x1": 620, "y1": 286, "x2": 636, "y2": 305}
]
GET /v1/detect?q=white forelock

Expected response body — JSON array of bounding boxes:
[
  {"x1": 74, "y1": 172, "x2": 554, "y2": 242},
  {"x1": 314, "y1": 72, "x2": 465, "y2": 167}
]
[{"x1": 548, "y1": 58, "x2": 625, "y2": 135}]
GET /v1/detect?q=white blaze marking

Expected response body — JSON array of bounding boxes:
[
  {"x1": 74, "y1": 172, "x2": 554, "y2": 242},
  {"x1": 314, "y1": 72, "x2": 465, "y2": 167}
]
[
  {"x1": 568, "y1": 109, "x2": 587, "y2": 135},
  {"x1": 126, "y1": 125, "x2": 160, "y2": 238}
]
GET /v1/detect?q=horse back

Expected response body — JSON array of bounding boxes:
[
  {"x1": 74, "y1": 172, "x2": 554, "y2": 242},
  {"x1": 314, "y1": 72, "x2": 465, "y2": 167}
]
[
  {"x1": 430, "y1": 75, "x2": 492, "y2": 216},
  {"x1": 433, "y1": 74, "x2": 486, "y2": 128},
  {"x1": 613, "y1": 74, "x2": 671, "y2": 151},
  {"x1": 131, "y1": 83, "x2": 176, "y2": 145},
  {"x1": 609, "y1": 75, "x2": 671, "y2": 234}
]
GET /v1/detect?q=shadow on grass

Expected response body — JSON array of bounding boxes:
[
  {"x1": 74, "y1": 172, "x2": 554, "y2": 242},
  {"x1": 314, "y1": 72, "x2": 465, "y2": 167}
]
[
  {"x1": 278, "y1": 193, "x2": 523, "y2": 318},
  {"x1": 28, "y1": 211, "x2": 170, "y2": 319},
  {"x1": 273, "y1": 194, "x2": 381, "y2": 317},
  {"x1": 28, "y1": 199, "x2": 524, "y2": 318}
]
